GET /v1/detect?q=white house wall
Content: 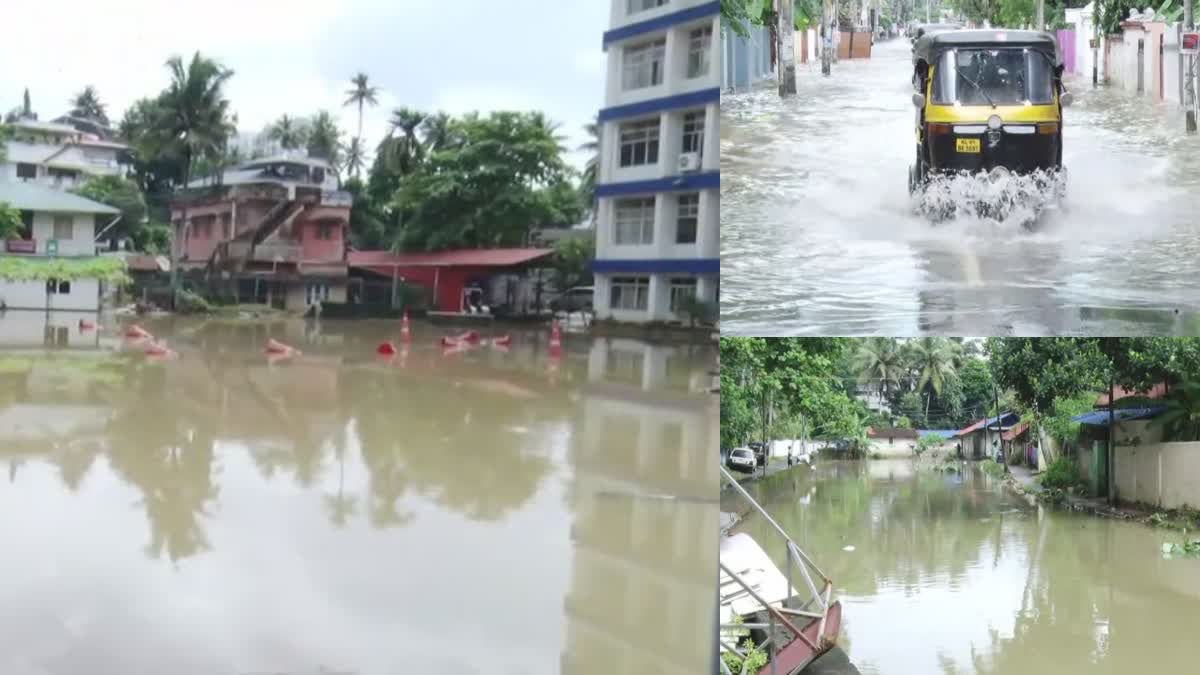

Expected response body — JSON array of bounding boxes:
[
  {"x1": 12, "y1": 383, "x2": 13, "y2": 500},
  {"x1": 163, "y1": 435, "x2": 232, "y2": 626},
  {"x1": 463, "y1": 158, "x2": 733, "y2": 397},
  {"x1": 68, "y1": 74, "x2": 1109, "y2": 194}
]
[{"x1": 0, "y1": 278, "x2": 100, "y2": 312}]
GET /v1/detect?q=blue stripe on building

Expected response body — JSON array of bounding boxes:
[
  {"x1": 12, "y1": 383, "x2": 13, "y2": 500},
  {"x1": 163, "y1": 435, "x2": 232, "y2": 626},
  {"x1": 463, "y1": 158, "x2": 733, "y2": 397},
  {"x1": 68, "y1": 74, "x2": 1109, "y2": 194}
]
[
  {"x1": 602, "y1": 1, "x2": 720, "y2": 49},
  {"x1": 595, "y1": 171, "x2": 719, "y2": 198},
  {"x1": 598, "y1": 87, "x2": 720, "y2": 123},
  {"x1": 591, "y1": 258, "x2": 720, "y2": 274}
]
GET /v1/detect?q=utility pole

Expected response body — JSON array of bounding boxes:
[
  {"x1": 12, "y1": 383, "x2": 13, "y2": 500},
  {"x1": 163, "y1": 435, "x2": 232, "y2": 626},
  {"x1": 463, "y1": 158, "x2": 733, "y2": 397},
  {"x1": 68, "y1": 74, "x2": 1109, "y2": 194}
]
[
  {"x1": 821, "y1": 0, "x2": 832, "y2": 75},
  {"x1": 1092, "y1": 1, "x2": 1100, "y2": 87},
  {"x1": 1036, "y1": 0, "x2": 1045, "y2": 32},
  {"x1": 926, "y1": 0, "x2": 931, "y2": 23},
  {"x1": 777, "y1": 0, "x2": 798, "y2": 95},
  {"x1": 1186, "y1": 0, "x2": 1197, "y2": 132}
]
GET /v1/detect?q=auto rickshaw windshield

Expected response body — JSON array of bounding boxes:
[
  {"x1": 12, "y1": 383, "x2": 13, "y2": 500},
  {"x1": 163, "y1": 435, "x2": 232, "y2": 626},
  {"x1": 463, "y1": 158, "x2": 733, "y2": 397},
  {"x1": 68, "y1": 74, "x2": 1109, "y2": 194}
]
[{"x1": 931, "y1": 48, "x2": 1054, "y2": 105}]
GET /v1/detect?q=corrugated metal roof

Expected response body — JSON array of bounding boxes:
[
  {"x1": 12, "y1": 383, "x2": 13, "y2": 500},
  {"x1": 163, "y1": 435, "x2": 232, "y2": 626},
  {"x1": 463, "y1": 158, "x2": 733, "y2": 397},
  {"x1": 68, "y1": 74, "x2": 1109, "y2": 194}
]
[
  {"x1": 957, "y1": 412, "x2": 1020, "y2": 436},
  {"x1": 349, "y1": 248, "x2": 554, "y2": 268},
  {"x1": 1072, "y1": 407, "x2": 1168, "y2": 426},
  {"x1": 918, "y1": 429, "x2": 959, "y2": 439},
  {"x1": 1001, "y1": 421, "x2": 1029, "y2": 441},
  {"x1": 0, "y1": 182, "x2": 118, "y2": 214},
  {"x1": 867, "y1": 427, "x2": 919, "y2": 439}
]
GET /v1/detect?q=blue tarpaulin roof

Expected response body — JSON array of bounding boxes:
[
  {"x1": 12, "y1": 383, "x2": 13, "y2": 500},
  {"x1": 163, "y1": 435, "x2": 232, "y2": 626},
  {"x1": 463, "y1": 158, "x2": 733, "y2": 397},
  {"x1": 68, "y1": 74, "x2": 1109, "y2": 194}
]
[
  {"x1": 1072, "y1": 407, "x2": 1168, "y2": 426},
  {"x1": 919, "y1": 429, "x2": 959, "y2": 439}
]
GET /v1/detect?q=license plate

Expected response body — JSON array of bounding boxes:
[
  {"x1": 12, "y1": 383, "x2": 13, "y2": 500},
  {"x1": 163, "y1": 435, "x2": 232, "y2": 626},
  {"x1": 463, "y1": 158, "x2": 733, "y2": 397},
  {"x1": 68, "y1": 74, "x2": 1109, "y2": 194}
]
[{"x1": 956, "y1": 138, "x2": 981, "y2": 153}]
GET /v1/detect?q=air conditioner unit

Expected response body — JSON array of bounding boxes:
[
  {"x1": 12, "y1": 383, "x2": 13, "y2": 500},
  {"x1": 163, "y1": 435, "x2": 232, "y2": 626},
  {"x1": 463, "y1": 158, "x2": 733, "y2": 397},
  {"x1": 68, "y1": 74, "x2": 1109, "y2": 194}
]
[{"x1": 677, "y1": 152, "x2": 701, "y2": 173}]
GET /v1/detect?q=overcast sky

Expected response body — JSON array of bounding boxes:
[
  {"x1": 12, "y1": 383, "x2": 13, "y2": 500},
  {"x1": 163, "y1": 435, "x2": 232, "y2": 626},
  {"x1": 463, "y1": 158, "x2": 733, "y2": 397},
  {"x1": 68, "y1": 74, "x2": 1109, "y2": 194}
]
[{"x1": 0, "y1": 0, "x2": 608, "y2": 169}]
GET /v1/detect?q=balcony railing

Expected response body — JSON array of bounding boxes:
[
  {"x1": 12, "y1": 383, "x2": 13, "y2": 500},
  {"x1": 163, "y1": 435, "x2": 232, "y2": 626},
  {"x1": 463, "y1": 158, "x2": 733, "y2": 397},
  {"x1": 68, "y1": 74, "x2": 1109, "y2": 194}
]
[{"x1": 225, "y1": 240, "x2": 302, "y2": 263}]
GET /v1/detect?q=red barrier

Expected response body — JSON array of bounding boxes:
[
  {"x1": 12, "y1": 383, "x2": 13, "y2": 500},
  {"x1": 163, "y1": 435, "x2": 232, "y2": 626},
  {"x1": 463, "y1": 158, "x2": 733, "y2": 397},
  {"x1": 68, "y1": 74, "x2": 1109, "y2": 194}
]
[
  {"x1": 377, "y1": 341, "x2": 397, "y2": 356},
  {"x1": 265, "y1": 338, "x2": 301, "y2": 356},
  {"x1": 549, "y1": 321, "x2": 563, "y2": 358},
  {"x1": 492, "y1": 335, "x2": 512, "y2": 347},
  {"x1": 400, "y1": 312, "x2": 412, "y2": 343},
  {"x1": 79, "y1": 319, "x2": 97, "y2": 331},
  {"x1": 125, "y1": 324, "x2": 152, "y2": 339}
]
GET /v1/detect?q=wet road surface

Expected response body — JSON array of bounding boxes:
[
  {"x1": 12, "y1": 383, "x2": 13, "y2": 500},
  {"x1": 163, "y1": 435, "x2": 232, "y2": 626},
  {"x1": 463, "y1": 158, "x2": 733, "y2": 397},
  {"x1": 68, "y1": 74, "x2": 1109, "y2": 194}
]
[
  {"x1": 721, "y1": 38, "x2": 1200, "y2": 336},
  {"x1": 0, "y1": 312, "x2": 717, "y2": 675},
  {"x1": 732, "y1": 460, "x2": 1200, "y2": 675}
]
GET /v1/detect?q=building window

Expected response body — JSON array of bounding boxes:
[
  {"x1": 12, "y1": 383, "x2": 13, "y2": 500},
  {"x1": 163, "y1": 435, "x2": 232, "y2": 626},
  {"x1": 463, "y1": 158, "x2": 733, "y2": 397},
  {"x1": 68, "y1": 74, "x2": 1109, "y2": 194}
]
[
  {"x1": 306, "y1": 283, "x2": 330, "y2": 305},
  {"x1": 16, "y1": 163, "x2": 37, "y2": 180},
  {"x1": 687, "y1": 26, "x2": 713, "y2": 78},
  {"x1": 610, "y1": 276, "x2": 650, "y2": 311},
  {"x1": 45, "y1": 279, "x2": 71, "y2": 294},
  {"x1": 627, "y1": 0, "x2": 667, "y2": 14},
  {"x1": 669, "y1": 277, "x2": 697, "y2": 312},
  {"x1": 619, "y1": 118, "x2": 660, "y2": 167},
  {"x1": 675, "y1": 193, "x2": 699, "y2": 244},
  {"x1": 317, "y1": 223, "x2": 334, "y2": 240},
  {"x1": 52, "y1": 215, "x2": 74, "y2": 240},
  {"x1": 682, "y1": 110, "x2": 705, "y2": 155},
  {"x1": 614, "y1": 197, "x2": 655, "y2": 245},
  {"x1": 622, "y1": 38, "x2": 666, "y2": 90}
]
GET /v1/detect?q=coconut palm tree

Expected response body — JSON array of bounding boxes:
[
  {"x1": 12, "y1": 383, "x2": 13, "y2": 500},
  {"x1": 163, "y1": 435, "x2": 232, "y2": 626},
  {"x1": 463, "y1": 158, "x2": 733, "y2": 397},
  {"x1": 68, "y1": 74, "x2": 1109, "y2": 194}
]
[
  {"x1": 905, "y1": 337, "x2": 960, "y2": 422},
  {"x1": 158, "y1": 51, "x2": 235, "y2": 306},
  {"x1": 307, "y1": 110, "x2": 343, "y2": 164},
  {"x1": 69, "y1": 85, "x2": 109, "y2": 125},
  {"x1": 343, "y1": 72, "x2": 379, "y2": 142},
  {"x1": 388, "y1": 107, "x2": 427, "y2": 171},
  {"x1": 420, "y1": 111, "x2": 455, "y2": 152},
  {"x1": 343, "y1": 136, "x2": 366, "y2": 179},
  {"x1": 579, "y1": 117, "x2": 600, "y2": 222},
  {"x1": 852, "y1": 337, "x2": 905, "y2": 404},
  {"x1": 268, "y1": 114, "x2": 307, "y2": 151}
]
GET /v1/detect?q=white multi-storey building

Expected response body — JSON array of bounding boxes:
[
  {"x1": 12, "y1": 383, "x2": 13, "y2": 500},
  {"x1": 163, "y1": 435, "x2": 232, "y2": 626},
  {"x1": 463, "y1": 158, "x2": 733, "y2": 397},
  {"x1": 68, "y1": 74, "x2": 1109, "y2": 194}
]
[
  {"x1": 1, "y1": 119, "x2": 128, "y2": 189},
  {"x1": 593, "y1": 0, "x2": 720, "y2": 323}
]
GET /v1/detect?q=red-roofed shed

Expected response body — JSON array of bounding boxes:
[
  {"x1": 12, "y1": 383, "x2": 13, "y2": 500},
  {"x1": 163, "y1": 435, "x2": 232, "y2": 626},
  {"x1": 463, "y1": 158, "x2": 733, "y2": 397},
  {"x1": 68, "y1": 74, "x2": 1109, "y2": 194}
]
[{"x1": 347, "y1": 248, "x2": 554, "y2": 312}]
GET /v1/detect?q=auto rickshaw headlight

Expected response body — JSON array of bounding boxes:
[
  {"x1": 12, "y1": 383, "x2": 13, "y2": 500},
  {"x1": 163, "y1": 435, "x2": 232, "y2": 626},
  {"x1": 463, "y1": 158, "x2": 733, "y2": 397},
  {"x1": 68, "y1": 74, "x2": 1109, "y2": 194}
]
[{"x1": 987, "y1": 115, "x2": 1002, "y2": 130}]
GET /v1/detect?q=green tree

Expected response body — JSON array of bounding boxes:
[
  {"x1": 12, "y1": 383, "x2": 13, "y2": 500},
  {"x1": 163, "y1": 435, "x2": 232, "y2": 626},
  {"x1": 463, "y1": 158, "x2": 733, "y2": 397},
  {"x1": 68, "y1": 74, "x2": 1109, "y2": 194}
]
[
  {"x1": 68, "y1": 85, "x2": 109, "y2": 126},
  {"x1": 549, "y1": 237, "x2": 594, "y2": 293},
  {"x1": 73, "y1": 176, "x2": 147, "y2": 248},
  {"x1": 421, "y1": 112, "x2": 457, "y2": 152},
  {"x1": 0, "y1": 201, "x2": 22, "y2": 239},
  {"x1": 579, "y1": 117, "x2": 600, "y2": 222},
  {"x1": 307, "y1": 110, "x2": 343, "y2": 166},
  {"x1": 905, "y1": 337, "x2": 961, "y2": 422},
  {"x1": 156, "y1": 51, "x2": 236, "y2": 303},
  {"x1": 343, "y1": 136, "x2": 367, "y2": 180},
  {"x1": 391, "y1": 111, "x2": 578, "y2": 250},
  {"x1": 852, "y1": 337, "x2": 906, "y2": 402},
  {"x1": 343, "y1": 72, "x2": 378, "y2": 142},
  {"x1": 268, "y1": 114, "x2": 307, "y2": 151},
  {"x1": 959, "y1": 357, "x2": 995, "y2": 422},
  {"x1": 0, "y1": 122, "x2": 9, "y2": 163}
]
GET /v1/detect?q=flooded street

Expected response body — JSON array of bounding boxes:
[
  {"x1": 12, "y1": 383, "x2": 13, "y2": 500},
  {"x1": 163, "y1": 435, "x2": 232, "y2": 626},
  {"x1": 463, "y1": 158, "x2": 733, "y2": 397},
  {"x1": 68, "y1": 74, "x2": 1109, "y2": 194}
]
[
  {"x1": 730, "y1": 460, "x2": 1200, "y2": 675},
  {"x1": 0, "y1": 312, "x2": 716, "y2": 675},
  {"x1": 721, "y1": 38, "x2": 1200, "y2": 335}
]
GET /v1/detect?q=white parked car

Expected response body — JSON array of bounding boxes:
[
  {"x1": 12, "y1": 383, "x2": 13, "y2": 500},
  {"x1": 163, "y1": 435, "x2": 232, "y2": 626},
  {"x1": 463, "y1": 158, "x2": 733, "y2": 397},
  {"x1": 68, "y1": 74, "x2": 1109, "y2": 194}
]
[{"x1": 727, "y1": 447, "x2": 757, "y2": 473}]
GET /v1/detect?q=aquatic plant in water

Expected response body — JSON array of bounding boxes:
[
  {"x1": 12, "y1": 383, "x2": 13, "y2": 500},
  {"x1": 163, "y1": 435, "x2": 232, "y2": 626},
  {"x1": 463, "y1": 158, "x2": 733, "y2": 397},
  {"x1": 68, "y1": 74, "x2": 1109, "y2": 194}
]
[
  {"x1": 980, "y1": 458, "x2": 1006, "y2": 478},
  {"x1": 1161, "y1": 540, "x2": 1200, "y2": 558}
]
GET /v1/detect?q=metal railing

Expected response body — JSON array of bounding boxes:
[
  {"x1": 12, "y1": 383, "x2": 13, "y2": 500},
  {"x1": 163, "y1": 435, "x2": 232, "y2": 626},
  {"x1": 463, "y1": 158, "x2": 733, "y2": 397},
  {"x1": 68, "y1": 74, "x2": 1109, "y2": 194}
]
[{"x1": 719, "y1": 465, "x2": 835, "y2": 675}]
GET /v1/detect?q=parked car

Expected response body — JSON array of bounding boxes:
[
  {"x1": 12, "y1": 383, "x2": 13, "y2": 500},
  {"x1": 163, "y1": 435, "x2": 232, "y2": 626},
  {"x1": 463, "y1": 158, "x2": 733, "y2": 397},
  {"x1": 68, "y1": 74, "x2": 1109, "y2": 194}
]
[
  {"x1": 748, "y1": 441, "x2": 767, "y2": 467},
  {"x1": 727, "y1": 447, "x2": 757, "y2": 473},
  {"x1": 550, "y1": 286, "x2": 594, "y2": 313}
]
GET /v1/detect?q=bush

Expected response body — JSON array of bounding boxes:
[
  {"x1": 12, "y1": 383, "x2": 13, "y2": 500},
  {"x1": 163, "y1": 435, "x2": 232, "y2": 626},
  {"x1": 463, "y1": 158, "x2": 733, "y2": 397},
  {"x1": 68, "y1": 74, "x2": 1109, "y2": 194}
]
[
  {"x1": 1039, "y1": 456, "x2": 1081, "y2": 491},
  {"x1": 176, "y1": 290, "x2": 213, "y2": 314},
  {"x1": 980, "y1": 458, "x2": 1006, "y2": 478}
]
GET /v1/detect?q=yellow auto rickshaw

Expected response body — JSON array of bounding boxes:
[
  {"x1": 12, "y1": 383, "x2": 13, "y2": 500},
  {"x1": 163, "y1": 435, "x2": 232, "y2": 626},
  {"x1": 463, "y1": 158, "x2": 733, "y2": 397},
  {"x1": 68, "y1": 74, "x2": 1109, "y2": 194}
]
[{"x1": 908, "y1": 29, "x2": 1072, "y2": 194}]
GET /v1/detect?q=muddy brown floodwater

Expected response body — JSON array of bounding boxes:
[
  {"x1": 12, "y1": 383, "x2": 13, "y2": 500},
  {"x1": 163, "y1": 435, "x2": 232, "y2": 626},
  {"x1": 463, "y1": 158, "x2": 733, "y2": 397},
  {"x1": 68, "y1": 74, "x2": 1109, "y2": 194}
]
[
  {"x1": 0, "y1": 312, "x2": 717, "y2": 675},
  {"x1": 731, "y1": 460, "x2": 1200, "y2": 675}
]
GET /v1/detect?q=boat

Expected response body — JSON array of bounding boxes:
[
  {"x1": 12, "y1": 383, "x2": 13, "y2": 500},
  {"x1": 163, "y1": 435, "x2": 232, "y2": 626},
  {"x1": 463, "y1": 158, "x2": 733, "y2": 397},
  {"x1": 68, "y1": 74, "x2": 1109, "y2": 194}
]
[{"x1": 719, "y1": 466, "x2": 842, "y2": 675}]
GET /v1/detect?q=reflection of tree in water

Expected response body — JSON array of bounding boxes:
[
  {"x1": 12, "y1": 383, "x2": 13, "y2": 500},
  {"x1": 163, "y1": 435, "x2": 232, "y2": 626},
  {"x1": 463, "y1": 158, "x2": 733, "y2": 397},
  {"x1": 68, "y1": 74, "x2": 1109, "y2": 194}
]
[
  {"x1": 323, "y1": 423, "x2": 358, "y2": 528},
  {"x1": 349, "y1": 369, "x2": 557, "y2": 524},
  {"x1": 743, "y1": 463, "x2": 1012, "y2": 599},
  {"x1": 106, "y1": 362, "x2": 218, "y2": 563}
]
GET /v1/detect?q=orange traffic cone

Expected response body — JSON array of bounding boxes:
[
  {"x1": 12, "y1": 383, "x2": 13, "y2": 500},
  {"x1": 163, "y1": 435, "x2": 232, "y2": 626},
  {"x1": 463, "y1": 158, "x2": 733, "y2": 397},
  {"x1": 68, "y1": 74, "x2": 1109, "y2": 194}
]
[
  {"x1": 377, "y1": 340, "x2": 397, "y2": 356},
  {"x1": 400, "y1": 311, "x2": 412, "y2": 343}
]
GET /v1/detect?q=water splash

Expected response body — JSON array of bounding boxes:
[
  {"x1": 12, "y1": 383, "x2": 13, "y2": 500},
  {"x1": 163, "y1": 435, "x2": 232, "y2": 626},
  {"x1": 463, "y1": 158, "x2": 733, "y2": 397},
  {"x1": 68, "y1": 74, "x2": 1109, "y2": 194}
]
[{"x1": 913, "y1": 168, "x2": 1068, "y2": 229}]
